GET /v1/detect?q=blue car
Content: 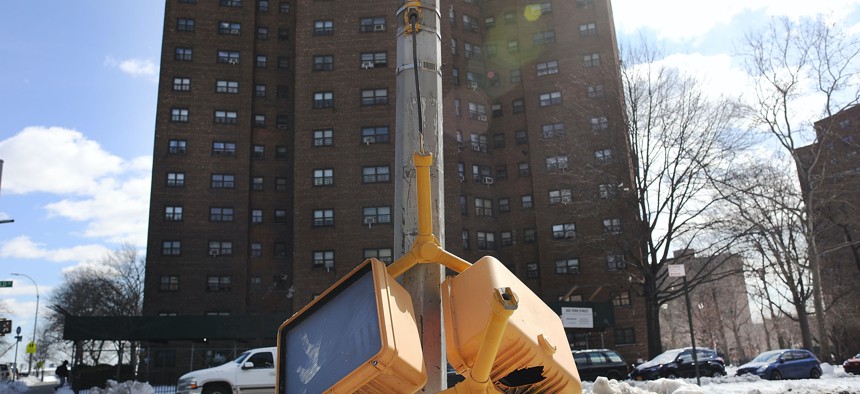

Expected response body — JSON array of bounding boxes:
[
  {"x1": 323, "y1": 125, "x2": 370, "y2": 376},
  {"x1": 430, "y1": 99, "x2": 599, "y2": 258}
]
[{"x1": 736, "y1": 349, "x2": 822, "y2": 380}]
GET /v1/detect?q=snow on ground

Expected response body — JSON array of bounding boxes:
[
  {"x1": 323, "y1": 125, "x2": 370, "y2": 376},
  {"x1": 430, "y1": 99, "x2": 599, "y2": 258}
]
[
  {"x1": 583, "y1": 364, "x2": 860, "y2": 394},
  {"x1": 0, "y1": 379, "x2": 29, "y2": 394}
]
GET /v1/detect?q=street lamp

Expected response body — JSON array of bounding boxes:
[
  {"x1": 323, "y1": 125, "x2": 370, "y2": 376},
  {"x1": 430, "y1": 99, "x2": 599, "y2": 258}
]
[{"x1": 11, "y1": 273, "x2": 39, "y2": 376}]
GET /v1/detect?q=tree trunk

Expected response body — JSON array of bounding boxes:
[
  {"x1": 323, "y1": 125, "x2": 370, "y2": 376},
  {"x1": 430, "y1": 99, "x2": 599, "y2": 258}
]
[{"x1": 644, "y1": 277, "x2": 663, "y2": 358}]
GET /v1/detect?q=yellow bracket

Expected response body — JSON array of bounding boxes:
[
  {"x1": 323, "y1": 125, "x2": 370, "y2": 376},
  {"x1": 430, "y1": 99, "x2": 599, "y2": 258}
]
[
  {"x1": 387, "y1": 152, "x2": 472, "y2": 278},
  {"x1": 402, "y1": 1, "x2": 423, "y2": 34}
]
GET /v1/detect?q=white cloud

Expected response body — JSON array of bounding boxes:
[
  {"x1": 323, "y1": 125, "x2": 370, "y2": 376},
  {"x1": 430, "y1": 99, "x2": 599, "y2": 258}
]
[
  {"x1": 0, "y1": 236, "x2": 109, "y2": 263},
  {"x1": 104, "y1": 56, "x2": 158, "y2": 79}
]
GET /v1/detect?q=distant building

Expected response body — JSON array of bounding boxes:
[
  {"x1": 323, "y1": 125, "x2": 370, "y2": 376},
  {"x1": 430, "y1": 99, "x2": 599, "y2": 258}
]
[
  {"x1": 795, "y1": 105, "x2": 860, "y2": 359},
  {"x1": 141, "y1": 0, "x2": 647, "y2": 383}
]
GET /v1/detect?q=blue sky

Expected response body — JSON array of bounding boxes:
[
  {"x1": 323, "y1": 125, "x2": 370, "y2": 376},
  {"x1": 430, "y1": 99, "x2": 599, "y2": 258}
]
[{"x1": 1, "y1": 1, "x2": 859, "y2": 363}]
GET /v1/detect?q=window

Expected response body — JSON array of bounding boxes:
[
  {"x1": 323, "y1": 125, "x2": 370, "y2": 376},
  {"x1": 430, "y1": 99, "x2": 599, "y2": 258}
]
[
  {"x1": 313, "y1": 209, "x2": 334, "y2": 226},
  {"x1": 612, "y1": 291, "x2": 631, "y2": 306},
  {"x1": 477, "y1": 231, "x2": 495, "y2": 250},
  {"x1": 587, "y1": 84, "x2": 604, "y2": 98},
  {"x1": 177, "y1": 18, "x2": 195, "y2": 32},
  {"x1": 218, "y1": 21, "x2": 241, "y2": 35},
  {"x1": 208, "y1": 241, "x2": 233, "y2": 256},
  {"x1": 463, "y1": 42, "x2": 482, "y2": 59},
  {"x1": 213, "y1": 141, "x2": 236, "y2": 155},
  {"x1": 470, "y1": 133, "x2": 488, "y2": 152},
  {"x1": 555, "y1": 259, "x2": 579, "y2": 274},
  {"x1": 252, "y1": 177, "x2": 263, "y2": 191},
  {"x1": 591, "y1": 116, "x2": 609, "y2": 132},
  {"x1": 524, "y1": 228, "x2": 536, "y2": 243},
  {"x1": 533, "y1": 30, "x2": 555, "y2": 45},
  {"x1": 313, "y1": 169, "x2": 334, "y2": 186},
  {"x1": 313, "y1": 129, "x2": 333, "y2": 146},
  {"x1": 511, "y1": 99, "x2": 524, "y2": 114},
  {"x1": 220, "y1": 0, "x2": 242, "y2": 6},
  {"x1": 517, "y1": 162, "x2": 530, "y2": 176},
  {"x1": 169, "y1": 139, "x2": 187, "y2": 154},
  {"x1": 216, "y1": 80, "x2": 239, "y2": 94},
  {"x1": 459, "y1": 195, "x2": 467, "y2": 215},
  {"x1": 258, "y1": 0, "x2": 269, "y2": 11},
  {"x1": 498, "y1": 198, "x2": 510, "y2": 212},
  {"x1": 599, "y1": 183, "x2": 619, "y2": 199},
  {"x1": 162, "y1": 241, "x2": 181, "y2": 255},
  {"x1": 362, "y1": 126, "x2": 390, "y2": 143},
  {"x1": 475, "y1": 198, "x2": 493, "y2": 216},
  {"x1": 577, "y1": 0, "x2": 593, "y2": 6},
  {"x1": 164, "y1": 206, "x2": 183, "y2": 221},
  {"x1": 251, "y1": 209, "x2": 263, "y2": 224},
  {"x1": 167, "y1": 172, "x2": 185, "y2": 187},
  {"x1": 468, "y1": 102, "x2": 486, "y2": 119},
  {"x1": 277, "y1": 85, "x2": 289, "y2": 98},
  {"x1": 175, "y1": 47, "x2": 193, "y2": 61},
  {"x1": 493, "y1": 133, "x2": 505, "y2": 148},
  {"x1": 583, "y1": 53, "x2": 600, "y2": 67},
  {"x1": 363, "y1": 248, "x2": 393, "y2": 264},
  {"x1": 360, "y1": 17, "x2": 386, "y2": 32},
  {"x1": 362, "y1": 166, "x2": 390, "y2": 183},
  {"x1": 159, "y1": 276, "x2": 179, "y2": 291},
  {"x1": 545, "y1": 155, "x2": 569, "y2": 172},
  {"x1": 363, "y1": 206, "x2": 391, "y2": 224},
  {"x1": 538, "y1": 1, "x2": 552, "y2": 14},
  {"x1": 607, "y1": 253, "x2": 626, "y2": 271},
  {"x1": 453, "y1": 98, "x2": 461, "y2": 116},
  {"x1": 252, "y1": 145, "x2": 265, "y2": 158},
  {"x1": 314, "y1": 20, "x2": 334, "y2": 35},
  {"x1": 552, "y1": 223, "x2": 575, "y2": 239},
  {"x1": 526, "y1": 263, "x2": 539, "y2": 278},
  {"x1": 472, "y1": 164, "x2": 492, "y2": 182},
  {"x1": 274, "y1": 209, "x2": 288, "y2": 223},
  {"x1": 173, "y1": 77, "x2": 191, "y2": 91},
  {"x1": 510, "y1": 69, "x2": 521, "y2": 83},
  {"x1": 211, "y1": 174, "x2": 235, "y2": 188},
  {"x1": 595, "y1": 148, "x2": 613, "y2": 163},
  {"x1": 255, "y1": 84, "x2": 267, "y2": 97},
  {"x1": 451, "y1": 38, "x2": 458, "y2": 56},
  {"x1": 492, "y1": 103, "x2": 502, "y2": 117},
  {"x1": 462, "y1": 14, "x2": 480, "y2": 31},
  {"x1": 485, "y1": 16, "x2": 495, "y2": 27},
  {"x1": 274, "y1": 243, "x2": 288, "y2": 257},
  {"x1": 314, "y1": 55, "x2": 333, "y2": 71},
  {"x1": 542, "y1": 122, "x2": 565, "y2": 138},
  {"x1": 504, "y1": 11, "x2": 515, "y2": 24},
  {"x1": 279, "y1": 2, "x2": 290, "y2": 13},
  {"x1": 548, "y1": 189, "x2": 571, "y2": 204},
  {"x1": 614, "y1": 328, "x2": 635, "y2": 345},
  {"x1": 313, "y1": 91, "x2": 334, "y2": 108},
  {"x1": 256, "y1": 55, "x2": 268, "y2": 67},
  {"x1": 276, "y1": 177, "x2": 287, "y2": 191},
  {"x1": 536, "y1": 60, "x2": 559, "y2": 76},
  {"x1": 507, "y1": 40, "x2": 519, "y2": 53},
  {"x1": 486, "y1": 44, "x2": 497, "y2": 58},
  {"x1": 360, "y1": 52, "x2": 388, "y2": 68},
  {"x1": 250, "y1": 243, "x2": 263, "y2": 257},
  {"x1": 361, "y1": 88, "x2": 389, "y2": 105},
  {"x1": 496, "y1": 165, "x2": 508, "y2": 180},
  {"x1": 313, "y1": 250, "x2": 335, "y2": 270},
  {"x1": 521, "y1": 195, "x2": 533, "y2": 209},
  {"x1": 514, "y1": 130, "x2": 527, "y2": 144},
  {"x1": 254, "y1": 114, "x2": 265, "y2": 128},
  {"x1": 210, "y1": 207, "x2": 235, "y2": 222},
  {"x1": 461, "y1": 230, "x2": 470, "y2": 250},
  {"x1": 580, "y1": 22, "x2": 597, "y2": 37},
  {"x1": 501, "y1": 231, "x2": 513, "y2": 246},
  {"x1": 278, "y1": 28, "x2": 289, "y2": 41},
  {"x1": 217, "y1": 50, "x2": 240, "y2": 64},
  {"x1": 171, "y1": 108, "x2": 189, "y2": 122},
  {"x1": 214, "y1": 110, "x2": 238, "y2": 124},
  {"x1": 277, "y1": 56, "x2": 289, "y2": 69},
  {"x1": 603, "y1": 218, "x2": 622, "y2": 234},
  {"x1": 539, "y1": 91, "x2": 562, "y2": 106},
  {"x1": 207, "y1": 276, "x2": 232, "y2": 292}
]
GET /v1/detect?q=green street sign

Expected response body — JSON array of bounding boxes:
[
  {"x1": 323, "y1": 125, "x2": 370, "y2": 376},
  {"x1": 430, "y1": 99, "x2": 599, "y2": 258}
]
[{"x1": 0, "y1": 281, "x2": 12, "y2": 288}]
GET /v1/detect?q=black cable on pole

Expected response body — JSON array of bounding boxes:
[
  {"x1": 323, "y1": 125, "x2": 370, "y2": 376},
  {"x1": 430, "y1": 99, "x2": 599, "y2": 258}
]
[{"x1": 409, "y1": 16, "x2": 424, "y2": 139}]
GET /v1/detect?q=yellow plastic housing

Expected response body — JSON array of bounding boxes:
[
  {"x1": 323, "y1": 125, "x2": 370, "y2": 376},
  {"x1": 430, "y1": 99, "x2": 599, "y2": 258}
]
[
  {"x1": 277, "y1": 258, "x2": 427, "y2": 393},
  {"x1": 442, "y1": 256, "x2": 582, "y2": 393}
]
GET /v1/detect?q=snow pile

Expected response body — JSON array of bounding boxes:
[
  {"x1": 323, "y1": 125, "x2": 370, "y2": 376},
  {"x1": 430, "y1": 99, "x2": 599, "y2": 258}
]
[
  {"x1": 0, "y1": 380, "x2": 29, "y2": 393},
  {"x1": 70, "y1": 380, "x2": 156, "y2": 394},
  {"x1": 584, "y1": 377, "x2": 703, "y2": 394}
]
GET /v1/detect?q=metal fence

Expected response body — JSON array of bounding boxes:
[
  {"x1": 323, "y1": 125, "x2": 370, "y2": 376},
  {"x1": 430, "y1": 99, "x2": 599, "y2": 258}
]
[{"x1": 77, "y1": 385, "x2": 177, "y2": 394}]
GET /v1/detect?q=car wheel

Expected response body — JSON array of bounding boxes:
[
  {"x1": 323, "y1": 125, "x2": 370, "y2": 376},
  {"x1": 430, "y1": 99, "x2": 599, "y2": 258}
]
[
  {"x1": 666, "y1": 371, "x2": 679, "y2": 379},
  {"x1": 710, "y1": 369, "x2": 724, "y2": 377},
  {"x1": 810, "y1": 368, "x2": 821, "y2": 379},
  {"x1": 606, "y1": 371, "x2": 623, "y2": 381},
  {"x1": 770, "y1": 370, "x2": 782, "y2": 380},
  {"x1": 203, "y1": 383, "x2": 231, "y2": 394}
]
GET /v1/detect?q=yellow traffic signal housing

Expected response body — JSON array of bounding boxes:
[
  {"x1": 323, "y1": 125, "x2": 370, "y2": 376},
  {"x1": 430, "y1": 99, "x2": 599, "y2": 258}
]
[
  {"x1": 276, "y1": 258, "x2": 427, "y2": 393},
  {"x1": 442, "y1": 256, "x2": 582, "y2": 393}
]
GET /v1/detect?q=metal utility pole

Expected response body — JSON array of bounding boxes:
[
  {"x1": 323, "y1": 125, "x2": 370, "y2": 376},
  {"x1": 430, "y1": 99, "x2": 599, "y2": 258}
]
[
  {"x1": 12, "y1": 273, "x2": 39, "y2": 377},
  {"x1": 394, "y1": 1, "x2": 445, "y2": 391}
]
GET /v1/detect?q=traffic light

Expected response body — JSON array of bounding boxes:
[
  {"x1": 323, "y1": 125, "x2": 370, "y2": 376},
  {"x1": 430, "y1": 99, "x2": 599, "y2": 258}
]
[
  {"x1": 0, "y1": 319, "x2": 10, "y2": 335},
  {"x1": 442, "y1": 256, "x2": 582, "y2": 393},
  {"x1": 276, "y1": 258, "x2": 426, "y2": 393}
]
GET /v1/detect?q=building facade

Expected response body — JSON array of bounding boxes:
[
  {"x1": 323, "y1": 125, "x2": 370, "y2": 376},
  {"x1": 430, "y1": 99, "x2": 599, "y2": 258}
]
[{"x1": 143, "y1": 0, "x2": 647, "y2": 381}]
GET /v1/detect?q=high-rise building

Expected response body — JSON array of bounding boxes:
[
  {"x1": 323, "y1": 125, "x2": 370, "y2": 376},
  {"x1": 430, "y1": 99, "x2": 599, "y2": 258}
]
[{"x1": 143, "y1": 0, "x2": 647, "y2": 381}]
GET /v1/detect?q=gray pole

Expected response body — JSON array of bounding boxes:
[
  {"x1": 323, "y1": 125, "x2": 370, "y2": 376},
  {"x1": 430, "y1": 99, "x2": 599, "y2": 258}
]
[
  {"x1": 683, "y1": 275, "x2": 701, "y2": 385},
  {"x1": 11, "y1": 273, "x2": 39, "y2": 377},
  {"x1": 394, "y1": 1, "x2": 446, "y2": 391}
]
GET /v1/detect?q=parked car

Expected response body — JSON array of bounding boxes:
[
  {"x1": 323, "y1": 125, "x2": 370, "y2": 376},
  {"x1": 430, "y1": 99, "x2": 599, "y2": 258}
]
[
  {"x1": 844, "y1": 353, "x2": 860, "y2": 375},
  {"x1": 736, "y1": 349, "x2": 821, "y2": 380},
  {"x1": 573, "y1": 349, "x2": 630, "y2": 381},
  {"x1": 177, "y1": 347, "x2": 276, "y2": 394},
  {"x1": 629, "y1": 347, "x2": 725, "y2": 380},
  {"x1": 0, "y1": 363, "x2": 11, "y2": 381}
]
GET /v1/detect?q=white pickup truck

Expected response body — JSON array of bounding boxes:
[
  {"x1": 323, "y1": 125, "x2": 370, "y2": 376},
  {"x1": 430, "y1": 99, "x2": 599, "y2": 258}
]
[{"x1": 177, "y1": 347, "x2": 276, "y2": 394}]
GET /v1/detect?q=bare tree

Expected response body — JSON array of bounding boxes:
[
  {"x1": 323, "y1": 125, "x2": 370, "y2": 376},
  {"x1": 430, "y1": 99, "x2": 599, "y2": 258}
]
[
  {"x1": 620, "y1": 39, "x2": 749, "y2": 357},
  {"x1": 739, "y1": 15, "x2": 860, "y2": 358}
]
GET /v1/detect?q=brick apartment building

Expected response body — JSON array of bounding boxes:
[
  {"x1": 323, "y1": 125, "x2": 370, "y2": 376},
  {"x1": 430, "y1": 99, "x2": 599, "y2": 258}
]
[
  {"x1": 141, "y1": 0, "x2": 647, "y2": 382},
  {"x1": 795, "y1": 105, "x2": 860, "y2": 359}
]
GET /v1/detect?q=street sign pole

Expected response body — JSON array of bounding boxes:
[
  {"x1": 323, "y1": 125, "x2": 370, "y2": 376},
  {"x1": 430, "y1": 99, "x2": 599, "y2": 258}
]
[
  {"x1": 14, "y1": 326, "x2": 21, "y2": 379},
  {"x1": 669, "y1": 264, "x2": 701, "y2": 386}
]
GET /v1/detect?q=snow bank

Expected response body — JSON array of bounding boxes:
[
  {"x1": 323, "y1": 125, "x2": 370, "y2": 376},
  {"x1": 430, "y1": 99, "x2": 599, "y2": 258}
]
[
  {"x1": 0, "y1": 380, "x2": 29, "y2": 394},
  {"x1": 65, "y1": 380, "x2": 156, "y2": 394}
]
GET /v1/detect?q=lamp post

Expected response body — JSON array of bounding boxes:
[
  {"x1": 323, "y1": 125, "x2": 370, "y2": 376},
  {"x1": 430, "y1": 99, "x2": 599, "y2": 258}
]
[{"x1": 11, "y1": 272, "x2": 39, "y2": 376}]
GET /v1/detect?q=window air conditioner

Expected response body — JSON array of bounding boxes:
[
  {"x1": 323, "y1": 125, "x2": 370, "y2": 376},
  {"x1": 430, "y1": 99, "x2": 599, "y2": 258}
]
[
  {"x1": 373, "y1": 24, "x2": 386, "y2": 31},
  {"x1": 468, "y1": 81, "x2": 479, "y2": 89},
  {"x1": 478, "y1": 114, "x2": 487, "y2": 122},
  {"x1": 364, "y1": 217, "x2": 377, "y2": 224},
  {"x1": 361, "y1": 61, "x2": 375, "y2": 69},
  {"x1": 228, "y1": 58, "x2": 239, "y2": 65},
  {"x1": 483, "y1": 176, "x2": 494, "y2": 185},
  {"x1": 363, "y1": 136, "x2": 376, "y2": 145},
  {"x1": 209, "y1": 250, "x2": 220, "y2": 257},
  {"x1": 471, "y1": 143, "x2": 481, "y2": 151}
]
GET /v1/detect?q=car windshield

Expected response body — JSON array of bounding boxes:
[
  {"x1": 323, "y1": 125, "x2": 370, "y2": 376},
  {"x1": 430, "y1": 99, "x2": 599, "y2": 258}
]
[
  {"x1": 751, "y1": 351, "x2": 782, "y2": 363},
  {"x1": 232, "y1": 351, "x2": 251, "y2": 365},
  {"x1": 639, "y1": 349, "x2": 683, "y2": 368},
  {"x1": 855, "y1": 353, "x2": 860, "y2": 359}
]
